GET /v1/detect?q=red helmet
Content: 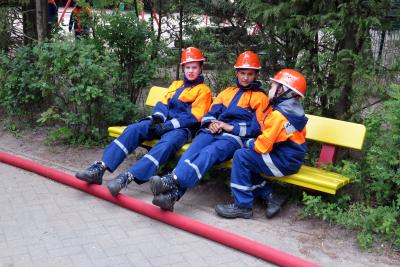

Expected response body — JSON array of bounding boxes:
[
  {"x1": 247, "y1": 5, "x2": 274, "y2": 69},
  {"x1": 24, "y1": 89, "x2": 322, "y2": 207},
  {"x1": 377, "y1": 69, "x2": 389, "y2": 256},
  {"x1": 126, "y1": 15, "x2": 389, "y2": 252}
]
[
  {"x1": 270, "y1": 69, "x2": 306, "y2": 97},
  {"x1": 180, "y1": 47, "x2": 205, "y2": 65},
  {"x1": 234, "y1": 51, "x2": 261, "y2": 70}
]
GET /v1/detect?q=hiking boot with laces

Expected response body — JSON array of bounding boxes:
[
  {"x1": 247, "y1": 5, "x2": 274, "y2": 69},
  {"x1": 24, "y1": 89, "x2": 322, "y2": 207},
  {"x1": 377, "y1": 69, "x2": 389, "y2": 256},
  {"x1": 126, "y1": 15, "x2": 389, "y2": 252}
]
[
  {"x1": 265, "y1": 191, "x2": 288, "y2": 219},
  {"x1": 75, "y1": 161, "x2": 106, "y2": 185},
  {"x1": 107, "y1": 172, "x2": 134, "y2": 197},
  {"x1": 215, "y1": 203, "x2": 253, "y2": 219},
  {"x1": 152, "y1": 189, "x2": 179, "y2": 211},
  {"x1": 149, "y1": 173, "x2": 179, "y2": 196}
]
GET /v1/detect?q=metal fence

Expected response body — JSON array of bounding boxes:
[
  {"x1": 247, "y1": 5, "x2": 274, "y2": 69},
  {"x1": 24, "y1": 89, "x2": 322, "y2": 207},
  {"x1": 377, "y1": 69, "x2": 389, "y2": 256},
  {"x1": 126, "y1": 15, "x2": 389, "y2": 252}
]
[{"x1": 371, "y1": 29, "x2": 400, "y2": 67}]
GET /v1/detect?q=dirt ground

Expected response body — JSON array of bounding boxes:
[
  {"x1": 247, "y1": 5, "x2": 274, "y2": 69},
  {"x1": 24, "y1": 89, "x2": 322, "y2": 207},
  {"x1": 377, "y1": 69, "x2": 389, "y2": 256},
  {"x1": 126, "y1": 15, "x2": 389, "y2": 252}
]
[{"x1": 1, "y1": 125, "x2": 399, "y2": 266}]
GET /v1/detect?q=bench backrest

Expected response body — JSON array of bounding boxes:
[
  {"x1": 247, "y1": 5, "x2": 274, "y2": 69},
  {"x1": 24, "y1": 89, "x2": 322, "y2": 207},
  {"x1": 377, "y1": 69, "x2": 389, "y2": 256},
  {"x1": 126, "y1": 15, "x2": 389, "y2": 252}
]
[
  {"x1": 145, "y1": 86, "x2": 169, "y2": 106},
  {"x1": 306, "y1": 115, "x2": 366, "y2": 150},
  {"x1": 145, "y1": 86, "x2": 366, "y2": 151}
]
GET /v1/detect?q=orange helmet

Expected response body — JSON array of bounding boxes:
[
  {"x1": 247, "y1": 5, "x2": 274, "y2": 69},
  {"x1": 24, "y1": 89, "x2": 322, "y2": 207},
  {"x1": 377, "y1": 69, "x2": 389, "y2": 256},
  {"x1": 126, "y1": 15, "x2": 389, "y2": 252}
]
[
  {"x1": 180, "y1": 47, "x2": 205, "y2": 65},
  {"x1": 234, "y1": 51, "x2": 261, "y2": 70},
  {"x1": 270, "y1": 69, "x2": 306, "y2": 97}
]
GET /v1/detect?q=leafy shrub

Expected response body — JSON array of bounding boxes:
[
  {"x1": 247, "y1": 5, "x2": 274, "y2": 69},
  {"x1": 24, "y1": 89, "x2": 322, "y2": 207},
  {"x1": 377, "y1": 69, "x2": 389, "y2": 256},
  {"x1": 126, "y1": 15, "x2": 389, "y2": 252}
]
[
  {"x1": 95, "y1": 11, "x2": 162, "y2": 104},
  {"x1": 303, "y1": 84, "x2": 400, "y2": 249},
  {"x1": 303, "y1": 193, "x2": 400, "y2": 250},
  {"x1": 0, "y1": 47, "x2": 44, "y2": 119},
  {"x1": 362, "y1": 84, "x2": 400, "y2": 205},
  {"x1": 0, "y1": 39, "x2": 144, "y2": 144}
]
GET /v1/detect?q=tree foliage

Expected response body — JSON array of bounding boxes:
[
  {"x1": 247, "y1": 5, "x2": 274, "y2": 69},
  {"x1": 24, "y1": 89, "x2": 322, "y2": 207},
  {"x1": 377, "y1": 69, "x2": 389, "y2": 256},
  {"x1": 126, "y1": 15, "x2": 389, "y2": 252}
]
[
  {"x1": 95, "y1": 11, "x2": 162, "y2": 103},
  {"x1": 0, "y1": 40, "x2": 143, "y2": 144},
  {"x1": 240, "y1": 0, "x2": 395, "y2": 120}
]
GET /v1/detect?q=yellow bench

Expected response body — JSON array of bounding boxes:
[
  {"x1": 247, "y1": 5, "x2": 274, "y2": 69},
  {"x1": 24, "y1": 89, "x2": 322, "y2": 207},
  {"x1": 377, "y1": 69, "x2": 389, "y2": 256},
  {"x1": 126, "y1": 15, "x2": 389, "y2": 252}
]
[{"x1": 108, "y1": 86, "x2": 367, "y2": 195}]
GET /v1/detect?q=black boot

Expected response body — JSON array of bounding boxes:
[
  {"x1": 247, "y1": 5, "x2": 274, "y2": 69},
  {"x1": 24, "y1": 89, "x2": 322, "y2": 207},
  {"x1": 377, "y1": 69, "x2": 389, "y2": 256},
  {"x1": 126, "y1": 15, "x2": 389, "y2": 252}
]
[
  {"x1": 149, "y1": 173, "x2": 179, "y2": 196},
  {"x1": 265, "y1": 192, "x2": 288, "y2": 219},
  {"x1": 152, "y1": 189, "x2": 179, "y2": 211},
  {"x1": 107, "y1": 172, "x2": 134, "y2": 197},
  {"x1": 215, "y1": 203, "x2": 253, "y2": 219},
  {"x1": 75, "y1": 161, "x2": 106, "y2": 185}
]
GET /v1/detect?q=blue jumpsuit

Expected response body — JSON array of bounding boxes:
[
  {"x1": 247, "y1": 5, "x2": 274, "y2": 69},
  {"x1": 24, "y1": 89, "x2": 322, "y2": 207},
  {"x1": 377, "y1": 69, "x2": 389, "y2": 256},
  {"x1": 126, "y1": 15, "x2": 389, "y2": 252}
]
[
  {"x1": 230, "y1": 98, "x2": 308, "y2": 208},
  {"x1": 101, "y1": 76, "x2": 212, "y2": 183},
  {"x1": 173, "y1": 80, "x2": 269, "y2": 195}
]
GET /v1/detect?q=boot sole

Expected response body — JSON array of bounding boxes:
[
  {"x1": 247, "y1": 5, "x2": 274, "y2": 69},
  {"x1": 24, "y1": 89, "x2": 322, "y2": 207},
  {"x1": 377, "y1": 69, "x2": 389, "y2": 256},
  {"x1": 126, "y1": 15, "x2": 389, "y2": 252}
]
[
  {"x1": 150, "y1": 176, "x2": 165, "y2": 196},
  {"x1": 152, "y1": 197, "x2": 174, "y2": 211},
  {"x1": 266, "y1": 206, "x2": 282, "y2": 219},
  {"x1": 215, "y1": 207, "x2": 253, "y2": 219},
  {"x1": 106, "y1": 183, "x2": 121, "y2": 197},
  {"x1": 75, "y1": 173, "x2": 102, "y2": 185}
]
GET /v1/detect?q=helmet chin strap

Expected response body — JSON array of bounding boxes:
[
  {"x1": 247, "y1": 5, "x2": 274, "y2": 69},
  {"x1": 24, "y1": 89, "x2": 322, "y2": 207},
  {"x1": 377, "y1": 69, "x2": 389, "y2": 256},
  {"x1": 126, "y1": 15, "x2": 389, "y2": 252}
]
[{"x1": 264, "y1": 84, "x2": 295, "y2": 112}]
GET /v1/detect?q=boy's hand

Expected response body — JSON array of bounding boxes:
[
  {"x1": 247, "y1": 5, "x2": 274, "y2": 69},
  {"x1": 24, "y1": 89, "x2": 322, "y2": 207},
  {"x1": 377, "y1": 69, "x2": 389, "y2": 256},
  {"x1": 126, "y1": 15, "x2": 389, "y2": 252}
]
[
  {"x1": 208, "y1": 121, "x2": 222, "y2": 134},
  {"x1": 217, "y1": 122, "x2": 234, "y2": 133},
  {"x1": 149, "y1": 114, "x2": 164, "y2": 130},
  {"x1": 151, "y1": 114, "x2": 164, "y2": 124}
]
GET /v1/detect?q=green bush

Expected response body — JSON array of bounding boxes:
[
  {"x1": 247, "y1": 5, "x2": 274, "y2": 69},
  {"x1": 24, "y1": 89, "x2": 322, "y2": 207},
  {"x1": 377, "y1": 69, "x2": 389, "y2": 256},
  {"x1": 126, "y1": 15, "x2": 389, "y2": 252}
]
[
  {"x1": 0, "y1": 46, "x2": 44, "y2": 120},
  {"x1": 362, "y1": 84, "x2": 400, "y2": 205},
  {"x1": 0, "y1": 39, "x2": 144, "y2": 144},
  {"x1": 302, "y1": 84, "x2": 400, "y2": 249},
  {"x1": 303, "y1": 193, "x2": 400, "y2": 250},
  {"x1": 95, "y1": 11, "x2": 162, "y2": 104}
]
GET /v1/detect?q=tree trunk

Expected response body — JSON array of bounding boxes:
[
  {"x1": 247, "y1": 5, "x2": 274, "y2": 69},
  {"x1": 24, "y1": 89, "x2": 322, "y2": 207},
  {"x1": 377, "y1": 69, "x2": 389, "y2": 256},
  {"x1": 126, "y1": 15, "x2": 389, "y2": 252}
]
[
  {"x1": 35, "y1": 0, "x2": 47, "y2": 42},
  {"x1": 377, "y1": 31, "x2": 386, "y2": 63},
  {"x1": 0, "y1": 7, "x2": 10, "y2": 52},
  {"x1": 22, "y1": 0, "x2": 37, "y2": 44},
  {"x1": 133, "y1": 0, "x2": 139, "y2": 17},
  {"x1": 157, "y1": 0, "x2": 162, "y2": 42},
  {"x1": 147, "y1": 0, "x2": 154, "y2": 32},
  {"x1": 332, "y1": 34, "x2": 356, "y2": 119},
  {"x1": 175, "y1": 2, "x2": 183, "y2": 80}
]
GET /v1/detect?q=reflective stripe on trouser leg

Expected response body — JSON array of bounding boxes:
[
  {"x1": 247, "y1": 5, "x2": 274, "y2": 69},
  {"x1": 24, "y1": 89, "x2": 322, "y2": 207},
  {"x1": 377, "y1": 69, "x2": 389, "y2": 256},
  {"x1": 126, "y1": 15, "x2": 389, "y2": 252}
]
[
  {"x1": 262, "y1": 153, "x2": 284, "y2": 177},
  {"x1": 174, "y1": 132, "x2": 216, "y2": 199},
  {"x1": 129, "y1": 128, "x2": 189, "y2": 183},
  {"x1": 230, "y1": 148, "x2": 275, "y2": 208},
  {"x1": 102, "y1": 120, "x2": 155, "y2": 172},
  {"x1": 174, "y1": 137, "x2": 241, "y2": 188},
  {"x1": 252, "y1": 177, "x2": 273, "y2": 201}
]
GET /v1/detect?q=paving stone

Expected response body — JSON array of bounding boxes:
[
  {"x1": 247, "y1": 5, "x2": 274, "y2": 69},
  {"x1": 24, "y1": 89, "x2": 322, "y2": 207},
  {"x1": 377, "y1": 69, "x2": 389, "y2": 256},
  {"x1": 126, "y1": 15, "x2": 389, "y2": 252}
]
[
  {"x1": 148, "y1": 254, "x2": 187, "y2": 266},
  {"x1": 70, "y1": 253, "x2": 94, "y2": 267},
  {"x1": 1, "y1": 160, "x2": 398, "y2": 267}
]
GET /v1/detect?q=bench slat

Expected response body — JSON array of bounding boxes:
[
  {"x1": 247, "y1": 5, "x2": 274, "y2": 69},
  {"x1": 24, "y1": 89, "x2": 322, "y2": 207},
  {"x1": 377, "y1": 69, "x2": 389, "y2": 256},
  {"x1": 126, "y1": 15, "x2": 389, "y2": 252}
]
[{"x1": 217, "y1": 162, "x2": 349, "y2": 194}]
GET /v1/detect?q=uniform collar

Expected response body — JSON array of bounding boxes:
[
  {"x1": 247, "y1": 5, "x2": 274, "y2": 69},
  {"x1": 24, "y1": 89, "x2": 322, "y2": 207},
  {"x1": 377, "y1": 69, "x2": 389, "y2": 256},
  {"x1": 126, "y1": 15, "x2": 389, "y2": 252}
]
[
  {"x1": 234, "y1": 79, "x2": 262, "y2": 91},
  {"x1": 184, "y1": 75, "x2": 204, "y2": 87}
]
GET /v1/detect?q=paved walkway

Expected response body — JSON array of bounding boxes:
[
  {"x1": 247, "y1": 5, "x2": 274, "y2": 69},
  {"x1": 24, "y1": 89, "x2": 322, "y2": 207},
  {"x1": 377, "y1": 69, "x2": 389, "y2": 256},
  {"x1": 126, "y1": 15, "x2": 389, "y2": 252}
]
[
  {"x1": 0, "y1": 162, "x2": 269, "y2": 267},
  {"x1": 0, "y1": 146, "x2": 399, "y2": 266}
]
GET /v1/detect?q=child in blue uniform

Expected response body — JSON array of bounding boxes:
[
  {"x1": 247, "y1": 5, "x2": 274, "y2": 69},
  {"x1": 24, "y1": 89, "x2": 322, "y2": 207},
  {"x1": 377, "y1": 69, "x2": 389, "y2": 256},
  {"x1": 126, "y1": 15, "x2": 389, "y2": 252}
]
[
  {"x1": 149, "y1": 51, "x2": 269, "y2": 211},
  {"x1": 215, "y1": 69, "x2": 308, "y2": 219},
  {"x1": 75, "y1": 47, "x2": 212, "y2": 196}
]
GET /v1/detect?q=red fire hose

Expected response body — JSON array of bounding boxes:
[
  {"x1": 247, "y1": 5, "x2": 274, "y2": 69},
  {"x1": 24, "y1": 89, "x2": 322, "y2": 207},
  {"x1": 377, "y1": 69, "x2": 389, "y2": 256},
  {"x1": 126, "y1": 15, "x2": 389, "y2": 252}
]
[
  {"x1": 0, "y1": 151, "x2": 320, "y2": 267},
  {"x1": 58, "y1": 0, "x2": 73, "y2": 25}
]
